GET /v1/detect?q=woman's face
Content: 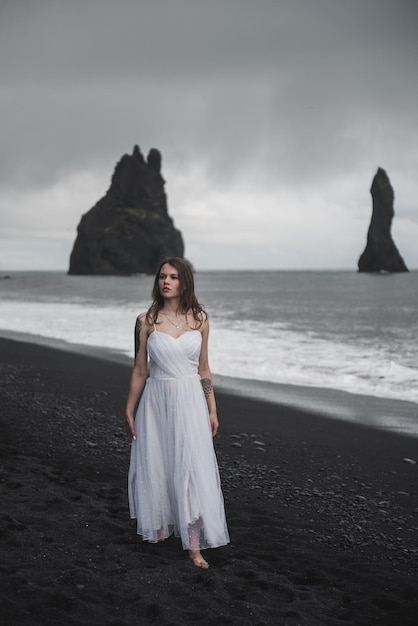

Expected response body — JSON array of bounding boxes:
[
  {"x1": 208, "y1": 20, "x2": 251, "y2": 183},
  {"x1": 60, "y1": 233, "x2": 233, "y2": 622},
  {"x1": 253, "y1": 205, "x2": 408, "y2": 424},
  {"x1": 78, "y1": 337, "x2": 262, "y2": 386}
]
[{"x1": 158, "y1": 263, "x2": 181, "y2": 299}]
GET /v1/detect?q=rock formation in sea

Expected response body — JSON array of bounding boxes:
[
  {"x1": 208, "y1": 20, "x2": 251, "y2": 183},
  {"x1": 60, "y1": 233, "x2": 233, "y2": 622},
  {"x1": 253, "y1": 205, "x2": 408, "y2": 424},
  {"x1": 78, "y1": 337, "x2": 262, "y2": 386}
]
[
  {"x1": 68, "y1": 145, "x2": 184, "y2": 275},
  {"x1": 358, "y1": 167, "x2": 408, "y2": 273}
]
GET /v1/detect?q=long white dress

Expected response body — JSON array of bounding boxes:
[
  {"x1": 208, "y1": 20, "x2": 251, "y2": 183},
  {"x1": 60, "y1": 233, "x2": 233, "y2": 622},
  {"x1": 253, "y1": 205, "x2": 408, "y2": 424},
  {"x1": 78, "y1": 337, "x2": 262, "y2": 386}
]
[{"x1": 128, "y1": 329, "x2": 229, "y2": 550}]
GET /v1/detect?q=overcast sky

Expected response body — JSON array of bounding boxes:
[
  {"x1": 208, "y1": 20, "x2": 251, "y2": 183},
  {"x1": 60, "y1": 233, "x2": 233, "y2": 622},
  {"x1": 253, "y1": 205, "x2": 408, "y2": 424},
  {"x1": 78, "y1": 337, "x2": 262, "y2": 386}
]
[{"x1": 1, "y1": 0, "x2": 417, "y2": 271}]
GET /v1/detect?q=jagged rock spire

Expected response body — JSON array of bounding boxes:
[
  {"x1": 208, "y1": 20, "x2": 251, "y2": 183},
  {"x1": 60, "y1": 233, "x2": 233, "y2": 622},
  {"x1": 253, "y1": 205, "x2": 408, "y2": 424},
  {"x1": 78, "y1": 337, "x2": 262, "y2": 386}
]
[
  {"x1": 358, "y1": 168, "x2": 408, "y2": 273},
  {"x1": 68, "y1": 146, "x2": 184, "y2": 275}
]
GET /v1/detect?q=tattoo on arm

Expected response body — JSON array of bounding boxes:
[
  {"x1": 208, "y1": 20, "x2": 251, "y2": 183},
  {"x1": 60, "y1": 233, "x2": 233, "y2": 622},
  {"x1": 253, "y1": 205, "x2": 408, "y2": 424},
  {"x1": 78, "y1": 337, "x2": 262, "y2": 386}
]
[
  {"x1": 134, "y1": 317, "x2": 142, "y2": 358},
  {"x1": 201, "y1": 378, "x2": 213, "y2": 399}
]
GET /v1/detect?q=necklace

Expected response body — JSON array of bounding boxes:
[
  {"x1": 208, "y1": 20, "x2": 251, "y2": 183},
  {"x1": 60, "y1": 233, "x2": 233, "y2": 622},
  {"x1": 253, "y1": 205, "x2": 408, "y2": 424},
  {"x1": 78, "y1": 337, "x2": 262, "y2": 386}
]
[{"x1": 164, "y1": 313, "x2": 184, "y2": 329}]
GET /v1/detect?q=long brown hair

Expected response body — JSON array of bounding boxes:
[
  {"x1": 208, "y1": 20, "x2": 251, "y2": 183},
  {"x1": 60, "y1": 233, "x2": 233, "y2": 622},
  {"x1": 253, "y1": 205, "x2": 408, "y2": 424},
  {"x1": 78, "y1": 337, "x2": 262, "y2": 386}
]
[{"x1": 146, "y1": 257, "x2": 206, "y2": 326}]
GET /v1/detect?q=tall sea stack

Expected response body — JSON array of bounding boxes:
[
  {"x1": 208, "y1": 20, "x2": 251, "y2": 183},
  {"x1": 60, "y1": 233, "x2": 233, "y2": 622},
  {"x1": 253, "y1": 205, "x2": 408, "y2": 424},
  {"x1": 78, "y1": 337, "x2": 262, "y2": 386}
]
[
  {"x1": 68, "y1": 145, "x2": 184, "y2": 275},
  {"x1": 358, "y1": 167, "x2": 408, "y2": 273}
]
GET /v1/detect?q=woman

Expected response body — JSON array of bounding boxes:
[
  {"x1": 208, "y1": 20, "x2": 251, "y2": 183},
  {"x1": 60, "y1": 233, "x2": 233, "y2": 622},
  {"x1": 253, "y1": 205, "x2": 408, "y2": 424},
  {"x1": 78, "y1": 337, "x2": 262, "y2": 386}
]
[{"x1": 125, "y1": 257, "x2": 229, "y2": 568}]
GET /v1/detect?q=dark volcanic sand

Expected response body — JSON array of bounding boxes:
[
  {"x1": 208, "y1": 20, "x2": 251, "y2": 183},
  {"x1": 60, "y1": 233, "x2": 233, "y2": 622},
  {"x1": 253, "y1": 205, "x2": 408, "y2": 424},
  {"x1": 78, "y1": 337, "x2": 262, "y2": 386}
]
[{"x1": 1, "y1": 337, "x2": 417, "y2": 626}]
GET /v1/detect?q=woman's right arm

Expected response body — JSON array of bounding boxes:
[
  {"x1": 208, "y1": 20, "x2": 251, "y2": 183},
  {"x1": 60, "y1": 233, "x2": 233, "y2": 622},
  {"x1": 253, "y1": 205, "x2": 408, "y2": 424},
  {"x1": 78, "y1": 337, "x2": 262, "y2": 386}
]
[{"x1": 125, "y1": 313, "x2": 149, "y2": 441}]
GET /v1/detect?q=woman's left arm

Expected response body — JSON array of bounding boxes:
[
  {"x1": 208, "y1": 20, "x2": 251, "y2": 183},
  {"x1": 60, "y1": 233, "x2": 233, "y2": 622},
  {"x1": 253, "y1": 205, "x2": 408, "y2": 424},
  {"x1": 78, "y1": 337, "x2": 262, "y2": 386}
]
[{"x1": 198, "y1": 315, "x2": 219, "y2": 437}]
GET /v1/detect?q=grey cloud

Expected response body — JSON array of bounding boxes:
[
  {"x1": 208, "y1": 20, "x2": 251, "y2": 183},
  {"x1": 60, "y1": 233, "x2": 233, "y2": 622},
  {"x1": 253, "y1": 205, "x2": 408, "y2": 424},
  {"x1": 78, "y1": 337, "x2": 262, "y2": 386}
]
[
  {"x1": 1, "y1": 1, "x2": 417, "y2": 143},
  {"x1": 0, "y1": 0, "x2": 417, "y2": 268}
]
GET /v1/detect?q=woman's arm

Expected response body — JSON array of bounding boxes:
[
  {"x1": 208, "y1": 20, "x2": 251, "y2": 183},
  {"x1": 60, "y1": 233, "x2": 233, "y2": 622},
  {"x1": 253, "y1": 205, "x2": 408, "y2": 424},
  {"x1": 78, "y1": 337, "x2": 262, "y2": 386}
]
[
  {"x1": 198, "y1": 315, "x2": 219, "y2": 437},
  {"x1": 125, "y1": 313, "x2": 149, "y2": 441}
]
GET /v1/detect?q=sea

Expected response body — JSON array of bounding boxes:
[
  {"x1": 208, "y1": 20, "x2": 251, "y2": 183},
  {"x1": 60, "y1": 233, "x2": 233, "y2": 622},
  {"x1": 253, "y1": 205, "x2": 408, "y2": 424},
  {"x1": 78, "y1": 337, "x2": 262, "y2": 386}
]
[{"x1": 1, "y1": 270, "x2": 418, "y2": 437}]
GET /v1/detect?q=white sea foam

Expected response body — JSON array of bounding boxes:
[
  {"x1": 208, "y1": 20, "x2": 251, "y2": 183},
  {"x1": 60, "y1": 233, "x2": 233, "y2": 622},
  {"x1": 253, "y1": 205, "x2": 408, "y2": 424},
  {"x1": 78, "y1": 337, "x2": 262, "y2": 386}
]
[
  {"x1": 0, "y1": 300, "x2": 138, "y2": 357},
  {"x1": 1, "y1": 296, "x2": 417, "y2": 405},
  {"x1": 209, "y1": 320, "x2": 418, "y2": 405}
]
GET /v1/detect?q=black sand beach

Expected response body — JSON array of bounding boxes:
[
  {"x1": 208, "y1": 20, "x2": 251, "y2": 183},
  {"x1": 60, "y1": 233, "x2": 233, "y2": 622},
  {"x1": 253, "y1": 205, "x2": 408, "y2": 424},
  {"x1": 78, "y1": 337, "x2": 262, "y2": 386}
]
[{"x1": 1, "y1": 336, "x2": 418, "y2": 625}]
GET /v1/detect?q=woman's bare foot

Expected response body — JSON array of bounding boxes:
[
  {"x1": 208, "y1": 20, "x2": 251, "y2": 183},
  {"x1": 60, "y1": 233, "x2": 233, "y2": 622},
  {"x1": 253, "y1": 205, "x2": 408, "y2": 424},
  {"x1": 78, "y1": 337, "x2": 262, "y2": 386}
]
[
  {"x1": 157, "y1": 528, "x2": 165, "y2": 542},
  {"x1": 189, "y1": 550, "x2": 209, "y2": 569}
]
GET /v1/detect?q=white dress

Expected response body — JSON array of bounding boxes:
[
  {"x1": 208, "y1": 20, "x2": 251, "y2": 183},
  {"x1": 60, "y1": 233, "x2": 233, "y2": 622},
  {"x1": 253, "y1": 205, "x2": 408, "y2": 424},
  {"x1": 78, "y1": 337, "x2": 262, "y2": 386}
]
[{"x1": 128, "y1": 329, "x2": 229, "y2": 550}]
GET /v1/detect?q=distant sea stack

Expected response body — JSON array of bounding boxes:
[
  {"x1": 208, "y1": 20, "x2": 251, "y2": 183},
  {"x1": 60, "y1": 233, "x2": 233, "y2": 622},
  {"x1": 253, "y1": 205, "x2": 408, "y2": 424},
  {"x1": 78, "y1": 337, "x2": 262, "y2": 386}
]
[
  {"x1": 68, "y1": 146, "x2": 184, "y2": 275},
  {"x1": 358, "y1": 167, "x2": 408, "y2": 273}
]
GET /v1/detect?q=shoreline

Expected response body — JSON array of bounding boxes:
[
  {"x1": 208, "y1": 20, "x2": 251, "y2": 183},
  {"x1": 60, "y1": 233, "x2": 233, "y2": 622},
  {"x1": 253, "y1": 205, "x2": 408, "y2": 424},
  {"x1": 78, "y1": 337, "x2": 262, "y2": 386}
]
[{"x1": 2, "y1": 328, "x2": 418, "y2": 439}]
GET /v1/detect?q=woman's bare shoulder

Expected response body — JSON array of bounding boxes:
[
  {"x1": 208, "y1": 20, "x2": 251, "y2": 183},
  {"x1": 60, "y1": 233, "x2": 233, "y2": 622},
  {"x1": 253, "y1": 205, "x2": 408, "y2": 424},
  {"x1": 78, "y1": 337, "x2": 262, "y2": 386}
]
[
  {"x1": 196, "y1": 310, "x2": 209, "y2": 332},
  {"x1": 188, "y1": 309, "x2": 208, "y2": 329},
  {"x1": 136, "y1": 312, "x2": 152, "y2": 330}
]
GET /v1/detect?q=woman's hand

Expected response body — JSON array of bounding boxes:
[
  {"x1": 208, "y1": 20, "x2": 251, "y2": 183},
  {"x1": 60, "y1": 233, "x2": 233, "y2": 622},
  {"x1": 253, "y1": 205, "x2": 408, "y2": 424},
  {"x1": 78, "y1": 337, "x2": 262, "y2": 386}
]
[
  {"x1": 209, "y1": 410, "x2": 219, "y2": 437},
  {"x1": 126, "y1": 414, "x2": 136, "y2": 442}
]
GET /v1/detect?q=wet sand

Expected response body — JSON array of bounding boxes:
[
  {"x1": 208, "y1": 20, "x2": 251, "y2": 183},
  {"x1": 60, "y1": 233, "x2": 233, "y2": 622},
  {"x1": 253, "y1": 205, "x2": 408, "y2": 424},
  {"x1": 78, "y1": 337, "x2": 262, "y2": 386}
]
[{"x1": 1, "y1": 336, "x2": 417, "y2": 625}]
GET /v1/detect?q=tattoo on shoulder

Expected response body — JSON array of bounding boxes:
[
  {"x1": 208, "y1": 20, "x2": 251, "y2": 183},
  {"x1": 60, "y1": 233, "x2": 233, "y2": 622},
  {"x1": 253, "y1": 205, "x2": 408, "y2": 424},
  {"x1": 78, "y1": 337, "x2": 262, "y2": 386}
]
[
  {"x1": 201, "y1": 378, "x2": 213, "y2": 399},
  {"x1": 134, "y1": 317, "x2": 142, "y2": 358}
]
